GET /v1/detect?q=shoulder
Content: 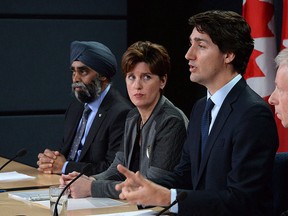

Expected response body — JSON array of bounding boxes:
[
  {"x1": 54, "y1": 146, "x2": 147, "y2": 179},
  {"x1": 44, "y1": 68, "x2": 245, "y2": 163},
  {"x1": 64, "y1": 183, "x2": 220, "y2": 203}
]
[
  {"x1": 103, "y1": 87, "x2": 133, "y2": 111},
  {"x1": 231, "y1": 81, "x2": 272, "y2": 112},
  {"x1": 155, "y1": 96, "x2": 189, "y2": 127}
]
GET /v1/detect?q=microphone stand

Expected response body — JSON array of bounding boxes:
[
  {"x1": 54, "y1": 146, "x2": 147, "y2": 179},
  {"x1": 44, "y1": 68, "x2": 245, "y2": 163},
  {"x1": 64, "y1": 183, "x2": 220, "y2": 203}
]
[
  {"x1": 0, "y1": 149, "x2": 27, "y2": 171},
  {"x1": 156, "y1": 191, "x2": 187, "y2": 216},
  {"x1": 53, "y1": 164, "x2": 92, "y2": 216}
]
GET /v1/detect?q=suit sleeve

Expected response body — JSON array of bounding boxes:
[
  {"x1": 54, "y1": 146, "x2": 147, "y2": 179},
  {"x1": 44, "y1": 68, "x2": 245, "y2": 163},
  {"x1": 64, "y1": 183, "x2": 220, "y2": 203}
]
[{"x1": 145, "y1": 115, "x2": 188, "y2": 188}]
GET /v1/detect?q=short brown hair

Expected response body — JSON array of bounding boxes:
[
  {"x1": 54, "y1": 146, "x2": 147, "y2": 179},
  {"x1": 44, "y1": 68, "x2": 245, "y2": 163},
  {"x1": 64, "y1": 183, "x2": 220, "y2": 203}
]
[{"x1": 121, "y1": 41, "x2": 170, "y2": 78}]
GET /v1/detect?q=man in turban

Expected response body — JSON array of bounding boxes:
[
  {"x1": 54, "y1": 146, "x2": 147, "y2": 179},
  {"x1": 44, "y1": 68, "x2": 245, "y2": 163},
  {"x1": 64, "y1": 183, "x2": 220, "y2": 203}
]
[{"x1": 37, "y1": 41, "x2": 132, "y2": 175}]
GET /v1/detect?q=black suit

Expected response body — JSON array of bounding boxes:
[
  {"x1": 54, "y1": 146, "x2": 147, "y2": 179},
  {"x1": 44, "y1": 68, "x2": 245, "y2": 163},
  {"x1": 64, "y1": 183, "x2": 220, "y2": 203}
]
[
  {"x1": 166, "y1": 78, "x2": 279, "y2": 216},
  {"x1": 59, "y1": 87, "x2": 132, "y2": 175}
]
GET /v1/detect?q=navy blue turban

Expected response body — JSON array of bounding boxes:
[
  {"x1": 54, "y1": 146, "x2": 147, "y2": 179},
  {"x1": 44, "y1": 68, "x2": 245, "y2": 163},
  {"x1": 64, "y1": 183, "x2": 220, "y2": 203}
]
[{"x1": 70, "y1": 41, "x2": 117, "y2": 79}]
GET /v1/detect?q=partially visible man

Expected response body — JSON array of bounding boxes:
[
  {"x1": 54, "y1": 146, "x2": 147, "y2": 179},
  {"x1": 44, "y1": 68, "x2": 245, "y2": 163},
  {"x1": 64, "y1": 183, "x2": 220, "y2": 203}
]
[
  {"x1": 269, "y1": 48, "x2": 288, "y2": 128},
  {"x1": 268, "y1": 48, "x2": 288, "y2": 216},
  {"x1": 115, "y1": 10, "x2": 279, "y2": 216},
  {"x1": 37, "y1": 41, "x2": 132, "y2": 175}
]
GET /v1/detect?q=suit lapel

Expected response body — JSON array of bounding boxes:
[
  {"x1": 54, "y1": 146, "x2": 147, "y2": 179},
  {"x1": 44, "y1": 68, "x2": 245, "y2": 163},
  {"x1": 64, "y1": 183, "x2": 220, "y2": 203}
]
[
  {"x1": 77, "y1": 88, "x2": 114, "y2": 161},
  {"x1": 190, "y1": 98, "x2": 205, "y2": 187},
  {"x1": 63, "y1": 106, "x2": 83, "y2": 156},
  {"x1": 195, "y1": 78, "x2": 247, "y2": 187}
]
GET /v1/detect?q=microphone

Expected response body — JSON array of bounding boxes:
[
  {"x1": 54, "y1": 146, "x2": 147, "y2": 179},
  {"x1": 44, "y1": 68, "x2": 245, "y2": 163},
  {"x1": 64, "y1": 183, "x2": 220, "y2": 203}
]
[
  {"x1": 0, "y1": 148, "x2": 27, "y2": 171},
  {"x1": 156, "y1": 191, "x2": 187, "y2": 216},
  {"x1": 53, "y1": 163, "x2": 92, "y2": 216}
]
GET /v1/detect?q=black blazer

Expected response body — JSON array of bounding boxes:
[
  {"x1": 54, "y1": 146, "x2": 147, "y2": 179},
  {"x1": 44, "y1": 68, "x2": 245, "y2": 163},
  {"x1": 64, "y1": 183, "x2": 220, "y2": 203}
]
[
  {"x1": 59, "y1": 87, "x2": 132, "y2": 175},
  {"x1": 169, "y1": 78, "x2": 279, "y2": 216}
]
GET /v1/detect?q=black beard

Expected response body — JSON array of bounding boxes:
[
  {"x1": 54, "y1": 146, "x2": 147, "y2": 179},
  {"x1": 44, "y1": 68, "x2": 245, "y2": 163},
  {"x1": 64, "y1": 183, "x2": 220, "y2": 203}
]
[{"x1": 71, "y1": 78, "x2": 102, "y2": 103}]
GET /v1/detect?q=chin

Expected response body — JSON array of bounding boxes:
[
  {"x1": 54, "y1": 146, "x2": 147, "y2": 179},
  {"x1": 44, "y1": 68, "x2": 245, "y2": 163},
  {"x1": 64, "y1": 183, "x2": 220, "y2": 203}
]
[{"x1": 283, "y1": 121, "x2": 288, "y2": 128}]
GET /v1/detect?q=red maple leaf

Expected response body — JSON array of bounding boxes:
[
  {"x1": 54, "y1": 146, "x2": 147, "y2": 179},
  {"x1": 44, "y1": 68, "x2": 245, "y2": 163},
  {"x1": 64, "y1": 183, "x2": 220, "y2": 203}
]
[
  {"x1": 244, "y1": 49, "x2": 264, "y2": 79},
  {"x1": 243, "y1": 0, "x2": 274, "y2": 38}
]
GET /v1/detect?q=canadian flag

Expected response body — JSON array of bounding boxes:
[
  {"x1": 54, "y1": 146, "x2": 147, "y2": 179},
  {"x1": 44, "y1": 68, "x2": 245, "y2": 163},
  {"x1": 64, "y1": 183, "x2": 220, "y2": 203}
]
[
  {"x1": 243, "y1": 0, "x2": 288, "y2": 152},
  {"x1": 281, "y1": 0, "x2": 288, "y2": 49}
]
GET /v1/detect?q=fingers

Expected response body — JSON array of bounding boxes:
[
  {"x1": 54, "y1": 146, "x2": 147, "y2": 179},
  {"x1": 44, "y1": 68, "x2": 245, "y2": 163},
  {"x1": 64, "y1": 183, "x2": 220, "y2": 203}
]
[
  {"x1": 116, "y1": 165, "x2": 147, "y2": 202},
  {"x1": 43, "y1": 149, "x2": 57, "y2": 159},
  {"x1": 37, "y1": 149, "x2": 56, "y2": 166},
  {"x1": 37, "y1": 167, "x2": 53, "y2": 174},
  {"x1": 37, "y1": 162, "x2": 53, "y2": 174},
  {"x1": 60, "y1": 172, "x2": 78, "y2": 182},
  {"x1": 68, "y1": 176, "x2": 92, "y2": 198},
  {"x1": 119, "y1": 185, "x2": 143, "y2": 204},
  {"x1": 59, "y1": 176, "x2": 73, "y2": 188},
  {"x1": 115, "y1": 164, "x2": 136, "y2": 192},
  {"x1": 117, "y1": 164, "x2": 134, "y2": 178},
  {"x1": 119, "y1": 166, "x2": 146, "y2": 186},
  {"x1": 115, "y1": 181, "x2": 125, "y2": 191},
  {"x1": 69, "y1": 171, "x2": 80, "y2": 177},
  {"x1": 59, "y1": 175, "x2": 66, "y2": 185},
  {"x1": 54, "y1": 151, "x2": 61, "y2": 156}
]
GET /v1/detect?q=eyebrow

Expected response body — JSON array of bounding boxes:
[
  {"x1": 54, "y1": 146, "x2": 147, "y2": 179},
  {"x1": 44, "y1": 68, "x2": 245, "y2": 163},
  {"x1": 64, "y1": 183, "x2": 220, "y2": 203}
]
[
  {"x1": 191, "y1": 37, "x2": 209, "y2": 43},
  {"x1": 70, "y1": 66, "x2": 89, "y2": 70}
]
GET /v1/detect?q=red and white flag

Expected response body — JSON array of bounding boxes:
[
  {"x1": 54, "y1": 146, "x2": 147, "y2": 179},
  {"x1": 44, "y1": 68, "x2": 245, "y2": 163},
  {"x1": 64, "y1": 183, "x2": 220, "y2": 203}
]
[
  {"x1": 281, "y1": 0, "x2": 288, "y2": 49},
  {"x1": 243, "y1": 0, "x2": 288, "y2": 152}
]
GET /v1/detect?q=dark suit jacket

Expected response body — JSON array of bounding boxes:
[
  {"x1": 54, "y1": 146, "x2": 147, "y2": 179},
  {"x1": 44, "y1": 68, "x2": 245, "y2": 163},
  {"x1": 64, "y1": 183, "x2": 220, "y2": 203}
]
[
  {"x1": 167, "y1": 78, "x2": 279, "y2": 216},
  {"x1": 59, "y1": 87, "x2": 132, "y2": 175}
]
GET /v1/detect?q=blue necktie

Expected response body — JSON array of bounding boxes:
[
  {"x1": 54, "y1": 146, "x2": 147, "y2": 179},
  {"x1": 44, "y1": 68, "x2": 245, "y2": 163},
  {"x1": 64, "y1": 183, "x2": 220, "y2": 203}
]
[
  {"x1": 68, "y1": 104, "x2": 91, "y2": 161},
  {"x1": 201, "y1": 98, "x2": 214, "y2": 156}
]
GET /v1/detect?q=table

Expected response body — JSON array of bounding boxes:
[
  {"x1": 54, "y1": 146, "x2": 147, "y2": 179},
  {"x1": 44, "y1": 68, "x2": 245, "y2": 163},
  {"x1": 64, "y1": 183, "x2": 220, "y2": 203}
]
[
  {"x1": 0, "y1": 157, "x2": 163, "y2": 215},
  {"x1": 0, "y1": 157, "x2": 60, "y2": 191},
  {"x1": 0, "y1": 191, "x2": 142, "y2": 216}
]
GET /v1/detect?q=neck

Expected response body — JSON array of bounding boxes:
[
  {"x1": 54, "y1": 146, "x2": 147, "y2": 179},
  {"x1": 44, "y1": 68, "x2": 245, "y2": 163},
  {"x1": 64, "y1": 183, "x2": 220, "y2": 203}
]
[
  {"x1": 138, "y1": 95, "x2": 161, "y2": 125},
  {"x1": 207, "y1": 72, "x2": 239, "y2": 95}
]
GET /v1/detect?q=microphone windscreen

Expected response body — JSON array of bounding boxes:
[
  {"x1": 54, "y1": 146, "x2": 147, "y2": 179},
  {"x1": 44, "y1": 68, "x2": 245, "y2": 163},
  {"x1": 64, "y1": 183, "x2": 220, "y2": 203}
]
[{"x1": 16, "y1": 149, "x2": 27, "y2": 157}]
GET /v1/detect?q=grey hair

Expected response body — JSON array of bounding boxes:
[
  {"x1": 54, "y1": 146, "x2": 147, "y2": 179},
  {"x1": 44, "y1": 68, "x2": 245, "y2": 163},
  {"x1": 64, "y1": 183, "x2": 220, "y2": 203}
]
[{"x1": 275, "y1": 48, "x2": 288, "y2": 68}]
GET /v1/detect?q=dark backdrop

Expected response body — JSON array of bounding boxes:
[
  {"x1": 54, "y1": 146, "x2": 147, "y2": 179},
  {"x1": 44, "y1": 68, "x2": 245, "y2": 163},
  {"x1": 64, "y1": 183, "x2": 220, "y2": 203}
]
[
  {"x1": 0, "y1": 0, "x2": 128, "y2": 167},
  {"x1": 0, "y1": 0, "x2": 283, "y2": 167}
]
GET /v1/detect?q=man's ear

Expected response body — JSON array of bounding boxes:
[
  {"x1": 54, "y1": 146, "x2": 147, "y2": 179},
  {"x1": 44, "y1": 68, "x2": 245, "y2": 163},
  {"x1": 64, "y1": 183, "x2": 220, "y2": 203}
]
[
  {"x1": 99, "y1": 76, "x2": 107, "y2": 81},
  {"x1": 224, "y1": 52, "x2": 235, "y2": 64}
]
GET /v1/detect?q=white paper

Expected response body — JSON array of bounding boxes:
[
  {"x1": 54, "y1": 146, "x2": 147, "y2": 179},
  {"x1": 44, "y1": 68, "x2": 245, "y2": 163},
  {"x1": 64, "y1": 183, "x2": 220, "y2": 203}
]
[
  {"x1": 9, "y1": 189, "x2": 49, "y2": 201},
  {"x1": 35, "y1": 197, "x2": 127, "y2": 210},
  {"x1": 0, "y1": 171, "x2": 35, "y2": 182},
  {"x1": 87, "y1": 209, "x2": 158, "y2": 216}
]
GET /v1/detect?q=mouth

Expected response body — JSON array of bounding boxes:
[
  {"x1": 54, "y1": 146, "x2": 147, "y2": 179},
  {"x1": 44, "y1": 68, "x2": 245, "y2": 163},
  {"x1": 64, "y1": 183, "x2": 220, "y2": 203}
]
[
  {"x1": 73, "y1": 86, "x2": 82, "y2": 91},
  {"x1": 188, "y1": 63, "x2": 196, "y2": 72},
  {"x1": 72, "y1": 82, "x2": 86, "y2": 91},
  {"x1": 134, "y1": 93, "x2": 144, "y2": 98}
]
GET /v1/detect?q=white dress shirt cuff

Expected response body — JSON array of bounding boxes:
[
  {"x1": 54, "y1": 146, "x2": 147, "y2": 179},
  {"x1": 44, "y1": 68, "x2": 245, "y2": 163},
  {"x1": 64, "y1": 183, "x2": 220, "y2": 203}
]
[
  {"x1": 61, "y1": 161, "x2": 68, "y2": 174},
  {"x1": 170, "y1": 188, "x2": 178, "y2": 213}
]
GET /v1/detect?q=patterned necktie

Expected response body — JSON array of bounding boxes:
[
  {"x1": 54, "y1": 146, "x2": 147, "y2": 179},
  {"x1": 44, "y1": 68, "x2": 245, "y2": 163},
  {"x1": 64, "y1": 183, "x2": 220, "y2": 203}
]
[
  {"x1": 68, "y1": 105, "x2": 91, "y2": 161},
  {"x1": 201, "y1": 98, "x2": 214, "y2": 156}
]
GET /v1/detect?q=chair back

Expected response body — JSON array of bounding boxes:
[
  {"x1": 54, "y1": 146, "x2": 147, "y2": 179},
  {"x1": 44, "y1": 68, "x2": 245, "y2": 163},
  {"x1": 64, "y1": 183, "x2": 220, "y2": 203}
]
[{"x1": 272, "y1": 152, "x2": 288, "y2": 216}]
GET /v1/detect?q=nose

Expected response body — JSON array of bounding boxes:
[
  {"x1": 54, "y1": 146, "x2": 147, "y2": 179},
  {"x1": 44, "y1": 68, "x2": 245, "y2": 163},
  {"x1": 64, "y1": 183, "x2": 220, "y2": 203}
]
[
  {"x1": 72, "y1": 71, "x2": 81, "y2": 83},
  {"x1": 133, "y1": 78, "x2": 142, "y2": 89},
  {"x1": 185, "y1": 46, "x2": 195, "y2": 61},
  {"x1": 268, "y1": 90, "x2": 277, "y2": 105}
]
